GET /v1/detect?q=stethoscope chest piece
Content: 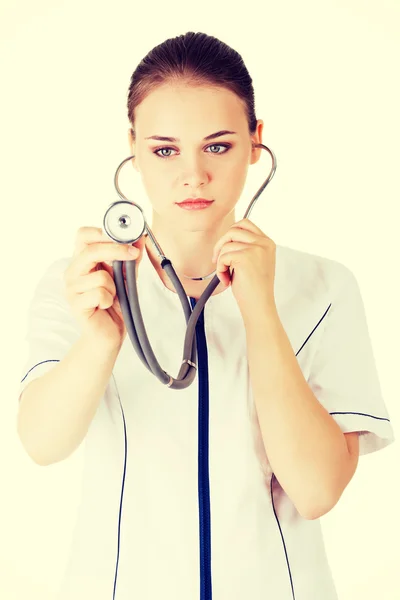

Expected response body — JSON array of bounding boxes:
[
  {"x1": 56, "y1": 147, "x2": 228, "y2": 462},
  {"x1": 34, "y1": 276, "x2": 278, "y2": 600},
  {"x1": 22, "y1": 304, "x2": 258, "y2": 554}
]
[{"x1": 103, "y1": 200, "x2": 146, "y2": 244}]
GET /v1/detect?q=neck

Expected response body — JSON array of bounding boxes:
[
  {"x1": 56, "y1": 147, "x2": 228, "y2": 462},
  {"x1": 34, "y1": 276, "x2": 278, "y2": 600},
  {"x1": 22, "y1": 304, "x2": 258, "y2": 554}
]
[{"x1": 144, "y1": 210, "x2": 236, "y2": 298}]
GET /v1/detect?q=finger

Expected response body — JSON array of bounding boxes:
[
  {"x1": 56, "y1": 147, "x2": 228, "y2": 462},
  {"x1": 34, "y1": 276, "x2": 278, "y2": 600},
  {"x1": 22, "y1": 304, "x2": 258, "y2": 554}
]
[
  {"x1": 66, "y1": 242, "x2": 138, "y2": 283},
  {"x1": 96, "y1": 261, "x2": 114, "y2": 279},
  {"x1": 71, "y1": 268, "x2": 116, "y2": 297},
  {"x1": 212, "y1": 228, "x2": 258, "y2": 263},
  {"x1": 215, "y1": 243, "x2": 248, "y2": 285},
  {"x1": 233, "y1": 218, "x2": 268, "y2": 237},
  {"x1": 73, "y1": 226, "x2": 111, "y2": 258},
  {"x1": 217, "y1": 269, "x2": 231, "y2": 287}
]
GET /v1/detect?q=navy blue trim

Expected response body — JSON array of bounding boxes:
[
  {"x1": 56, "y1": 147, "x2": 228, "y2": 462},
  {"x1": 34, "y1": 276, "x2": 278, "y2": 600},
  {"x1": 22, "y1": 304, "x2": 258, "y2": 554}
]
[
  {"x1": 295, "y1": 304, "x2": 331, "y2": 357},
  {"x1": 112, "y1": 373, "x2": 128, "y2": 600},
  {"x1": 20, "y1": 359, "x2": 60, "y2": 382},
  {"x1": 295, "y1": 305, "x2": 391, "y2": 424},
  {"x1": 190, "y1": 296, "x2": 212, "y2": 600},
  {"x1": 330, "y1": 411, "x2": 390, "y2": 422},
  {"x1": 271, "y1": 474, "x2": 296, "y2": 600}
]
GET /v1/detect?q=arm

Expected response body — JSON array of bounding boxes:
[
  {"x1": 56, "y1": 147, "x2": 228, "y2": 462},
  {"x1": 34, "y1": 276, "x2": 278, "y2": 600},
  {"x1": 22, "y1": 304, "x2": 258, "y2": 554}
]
[
  {"x1": 243, "y1": 307, "x2": 359, "y2": 520},
  {"x1": 17, "y1": 332, "x2": 122, "y2": 466}
]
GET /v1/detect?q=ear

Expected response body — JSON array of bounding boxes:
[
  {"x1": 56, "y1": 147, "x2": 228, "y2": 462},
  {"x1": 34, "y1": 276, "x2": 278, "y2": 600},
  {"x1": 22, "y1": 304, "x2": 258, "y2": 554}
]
[
  {"x1": 250, "y1": 119, "x2": 264, "y2": 165},
  {"x1": 127, "y1": 128, "x2": 139, "y2": 171}
]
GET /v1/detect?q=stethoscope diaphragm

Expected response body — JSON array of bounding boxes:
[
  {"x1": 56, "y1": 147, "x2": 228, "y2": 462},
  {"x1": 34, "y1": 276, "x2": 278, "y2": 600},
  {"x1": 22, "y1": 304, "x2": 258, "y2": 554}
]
[{"x1": 103, "y1": 200, "x2": 146, "y2": 244}]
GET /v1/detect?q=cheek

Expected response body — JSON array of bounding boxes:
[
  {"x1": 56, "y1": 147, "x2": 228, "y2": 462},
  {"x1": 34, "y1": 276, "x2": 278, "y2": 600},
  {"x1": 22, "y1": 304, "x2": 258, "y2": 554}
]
[
  {"x1": 221, "y1": 159, "x2": 248, "y2": 197},
  {"x1": 141, "y1": 174, "x2": 161, "y2": 197},
  {"x1": 138, "y1": 162, "x2": 171, "y2": 207}
]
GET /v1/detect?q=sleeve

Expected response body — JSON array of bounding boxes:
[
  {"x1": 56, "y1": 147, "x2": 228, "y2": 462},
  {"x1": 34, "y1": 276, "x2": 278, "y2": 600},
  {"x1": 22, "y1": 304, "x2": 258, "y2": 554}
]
[
  {"x1": 17, "y1": 257, "x2": 81, "y2": 402},
  {"x1": 307, "y1": 265, "x2": 395, "y2": 457}
]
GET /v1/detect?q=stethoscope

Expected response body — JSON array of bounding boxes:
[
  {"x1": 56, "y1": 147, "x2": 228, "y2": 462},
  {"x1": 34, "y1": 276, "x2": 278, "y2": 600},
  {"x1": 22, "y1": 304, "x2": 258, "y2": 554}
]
[{"x1": 102, "y1": 143, "x2": 276, "y2": 389}]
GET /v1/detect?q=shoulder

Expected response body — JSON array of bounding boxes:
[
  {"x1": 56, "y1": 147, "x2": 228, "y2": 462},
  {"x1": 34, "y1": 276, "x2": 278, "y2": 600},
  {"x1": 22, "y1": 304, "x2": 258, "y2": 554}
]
[
  {"x1": 31, "y1": 256, "x2": 74, "y2": 303},
  {"x1": 275, "y1": 243, "x2": 354, "y2": 300},
  {"x1": 273, "y1": 244, "x2": 357, "y2": 352}
]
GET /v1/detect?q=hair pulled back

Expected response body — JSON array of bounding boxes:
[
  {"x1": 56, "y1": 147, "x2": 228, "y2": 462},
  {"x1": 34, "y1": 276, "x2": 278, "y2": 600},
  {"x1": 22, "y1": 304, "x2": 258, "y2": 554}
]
[{"x1": 127, "y1": 31, "x2": 258, "y2": 139}]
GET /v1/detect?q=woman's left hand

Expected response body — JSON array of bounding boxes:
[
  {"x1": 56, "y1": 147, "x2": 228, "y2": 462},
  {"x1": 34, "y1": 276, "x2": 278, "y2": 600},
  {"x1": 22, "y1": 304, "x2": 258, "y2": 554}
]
[{"x1": 212, "y1": 218, "x2": 277, "y2": 321}]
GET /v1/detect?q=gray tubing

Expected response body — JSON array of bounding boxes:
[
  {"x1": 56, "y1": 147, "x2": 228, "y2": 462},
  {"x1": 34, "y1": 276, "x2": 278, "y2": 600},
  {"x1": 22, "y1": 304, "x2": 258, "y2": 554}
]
[
  {"x1": 112, "y1": 260, "x2": 148, "y2": 369},
  {"x1": 112, "y1": 257, "x2": 220, "y2": 389}
]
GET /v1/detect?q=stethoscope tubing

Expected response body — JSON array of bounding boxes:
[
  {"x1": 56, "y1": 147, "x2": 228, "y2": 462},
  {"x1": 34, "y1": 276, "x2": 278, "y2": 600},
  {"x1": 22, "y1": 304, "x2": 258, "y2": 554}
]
[{"x1": 104, "y1": 143, "x2": 276, "y2": 389}]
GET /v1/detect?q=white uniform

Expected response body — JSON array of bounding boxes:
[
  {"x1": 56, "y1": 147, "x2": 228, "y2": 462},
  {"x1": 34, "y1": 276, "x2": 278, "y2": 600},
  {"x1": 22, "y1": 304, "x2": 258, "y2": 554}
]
[{"x1": 18, "y1": 243, "x2": 395, "y2": 600}]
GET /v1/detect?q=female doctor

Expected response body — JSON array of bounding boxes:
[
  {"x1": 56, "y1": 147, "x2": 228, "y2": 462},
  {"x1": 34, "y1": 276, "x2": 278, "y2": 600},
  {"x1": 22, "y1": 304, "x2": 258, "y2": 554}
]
[{"x1": 17, "y1": 31, "x2": 395, "y2": 600}]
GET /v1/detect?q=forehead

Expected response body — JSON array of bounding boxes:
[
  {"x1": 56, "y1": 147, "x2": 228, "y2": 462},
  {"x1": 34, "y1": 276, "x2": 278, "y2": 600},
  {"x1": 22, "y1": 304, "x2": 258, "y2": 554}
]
[{"x1": 134, "y1": 83, "x2": 247, "y2": 136}]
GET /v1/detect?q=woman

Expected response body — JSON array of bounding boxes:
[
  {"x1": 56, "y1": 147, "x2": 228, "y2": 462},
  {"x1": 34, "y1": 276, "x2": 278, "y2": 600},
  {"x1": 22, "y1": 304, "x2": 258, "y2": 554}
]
[{"x1": 17, "y1": 31, "x2": 395, "y2": 600}]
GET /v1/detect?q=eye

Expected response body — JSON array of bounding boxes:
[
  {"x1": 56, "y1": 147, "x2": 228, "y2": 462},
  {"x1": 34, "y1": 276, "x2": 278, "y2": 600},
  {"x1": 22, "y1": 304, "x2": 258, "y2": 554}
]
[
  {"x1": 154, "y1": 147, "x2": 176, "y2": 158},
  {"x1": 153, "y1": 143, "x2": 231, "y2": 159},
  {"x1": 206, "y1": 144, "x2": 230, "y2": 154}
]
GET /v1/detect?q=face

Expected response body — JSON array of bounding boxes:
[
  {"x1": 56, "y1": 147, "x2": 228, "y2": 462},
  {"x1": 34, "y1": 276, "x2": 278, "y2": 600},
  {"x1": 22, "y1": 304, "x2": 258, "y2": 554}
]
[{"x1": 128, "y1": 82, "x2": 263, "y2": 233}]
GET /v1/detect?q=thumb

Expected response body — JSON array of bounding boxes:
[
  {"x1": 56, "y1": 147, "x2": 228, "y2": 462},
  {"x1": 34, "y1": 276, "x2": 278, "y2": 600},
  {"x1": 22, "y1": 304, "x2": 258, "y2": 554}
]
[
  {"x1": 121, "y1": 234, "x2": 147, "y2": 281},
  {"x1": 130, "y1": 233, "x2": 147, "y2": 266},
  {"x1": 131, "y1": 233, "x2": 147, "y2": 251}
]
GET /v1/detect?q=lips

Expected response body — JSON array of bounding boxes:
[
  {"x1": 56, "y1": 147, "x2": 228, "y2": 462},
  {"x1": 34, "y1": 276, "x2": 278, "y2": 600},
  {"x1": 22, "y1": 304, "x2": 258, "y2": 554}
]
[{"x1": 177, "y1": 198, "x2": 213, "y2": 205}]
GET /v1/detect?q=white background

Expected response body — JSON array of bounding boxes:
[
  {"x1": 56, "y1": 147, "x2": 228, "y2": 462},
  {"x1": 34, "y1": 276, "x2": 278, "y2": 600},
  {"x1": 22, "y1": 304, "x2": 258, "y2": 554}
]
[{"x1": 1, "y1": 1, "x2": 399, "y2": 598}]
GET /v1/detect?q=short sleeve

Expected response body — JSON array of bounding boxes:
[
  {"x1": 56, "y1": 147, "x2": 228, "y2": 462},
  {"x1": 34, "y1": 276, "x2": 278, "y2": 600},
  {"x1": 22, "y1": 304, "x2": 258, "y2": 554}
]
[
  {"x1": 17, "y1": 257, "x2": 81, "y2": 402},
  {"x1": 307, "y1": 266, "x2": 395, "y2": 456}
]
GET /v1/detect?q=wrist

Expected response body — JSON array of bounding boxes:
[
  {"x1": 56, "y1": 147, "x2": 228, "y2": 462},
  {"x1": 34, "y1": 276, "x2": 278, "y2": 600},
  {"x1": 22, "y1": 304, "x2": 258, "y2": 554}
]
[
  {"x1": 81, "y1": 328, "x2": 123, "y2": 355},
  {"x1": 242, "y1": 299, "x2": 279, "y2": 329}
]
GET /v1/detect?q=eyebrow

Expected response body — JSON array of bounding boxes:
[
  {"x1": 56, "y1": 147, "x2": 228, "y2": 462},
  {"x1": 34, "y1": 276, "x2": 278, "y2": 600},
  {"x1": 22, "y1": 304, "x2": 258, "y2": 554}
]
[{"x1": 144, "y1": 130, "x2": 237, "y2": 142}]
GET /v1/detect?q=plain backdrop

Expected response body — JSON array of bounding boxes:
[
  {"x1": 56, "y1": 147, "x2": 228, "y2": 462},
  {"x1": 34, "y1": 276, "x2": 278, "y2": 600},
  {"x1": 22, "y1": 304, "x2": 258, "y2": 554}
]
[{"x1": 1, "y1": 1, "x2": 399, "y2": 598}]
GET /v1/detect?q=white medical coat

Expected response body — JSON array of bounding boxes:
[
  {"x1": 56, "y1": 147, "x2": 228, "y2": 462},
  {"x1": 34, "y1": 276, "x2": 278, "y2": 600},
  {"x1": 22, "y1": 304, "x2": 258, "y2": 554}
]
[{"x1": 18, "y1": 243, "x2": 395, "y2": 600}]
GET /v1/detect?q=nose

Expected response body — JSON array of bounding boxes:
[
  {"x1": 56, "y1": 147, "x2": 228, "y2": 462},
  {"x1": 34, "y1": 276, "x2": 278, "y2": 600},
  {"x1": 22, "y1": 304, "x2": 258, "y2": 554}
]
[{"x1": 181, "y1": 154, "x2": 209, "y2": 189}]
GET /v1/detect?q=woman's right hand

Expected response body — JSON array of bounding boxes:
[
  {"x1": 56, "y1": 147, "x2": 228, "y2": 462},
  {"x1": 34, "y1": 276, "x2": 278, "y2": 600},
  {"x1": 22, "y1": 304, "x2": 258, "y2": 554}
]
[{"x1": 64, "y1": 226, "x2": 146, "y2": 347}]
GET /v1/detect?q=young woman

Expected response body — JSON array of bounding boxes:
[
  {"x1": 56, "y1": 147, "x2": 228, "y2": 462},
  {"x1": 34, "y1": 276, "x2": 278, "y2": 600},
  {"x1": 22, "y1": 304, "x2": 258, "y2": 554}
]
[{"x1": 17, "y1": 31, "x2": 395, "y2": 600}]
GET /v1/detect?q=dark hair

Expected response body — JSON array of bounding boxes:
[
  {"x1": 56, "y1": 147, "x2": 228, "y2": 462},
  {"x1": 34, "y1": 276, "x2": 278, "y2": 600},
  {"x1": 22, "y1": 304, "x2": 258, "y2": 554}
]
[{"x1": 127, "y1": 31, "x2": 258, "y2": 139}]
